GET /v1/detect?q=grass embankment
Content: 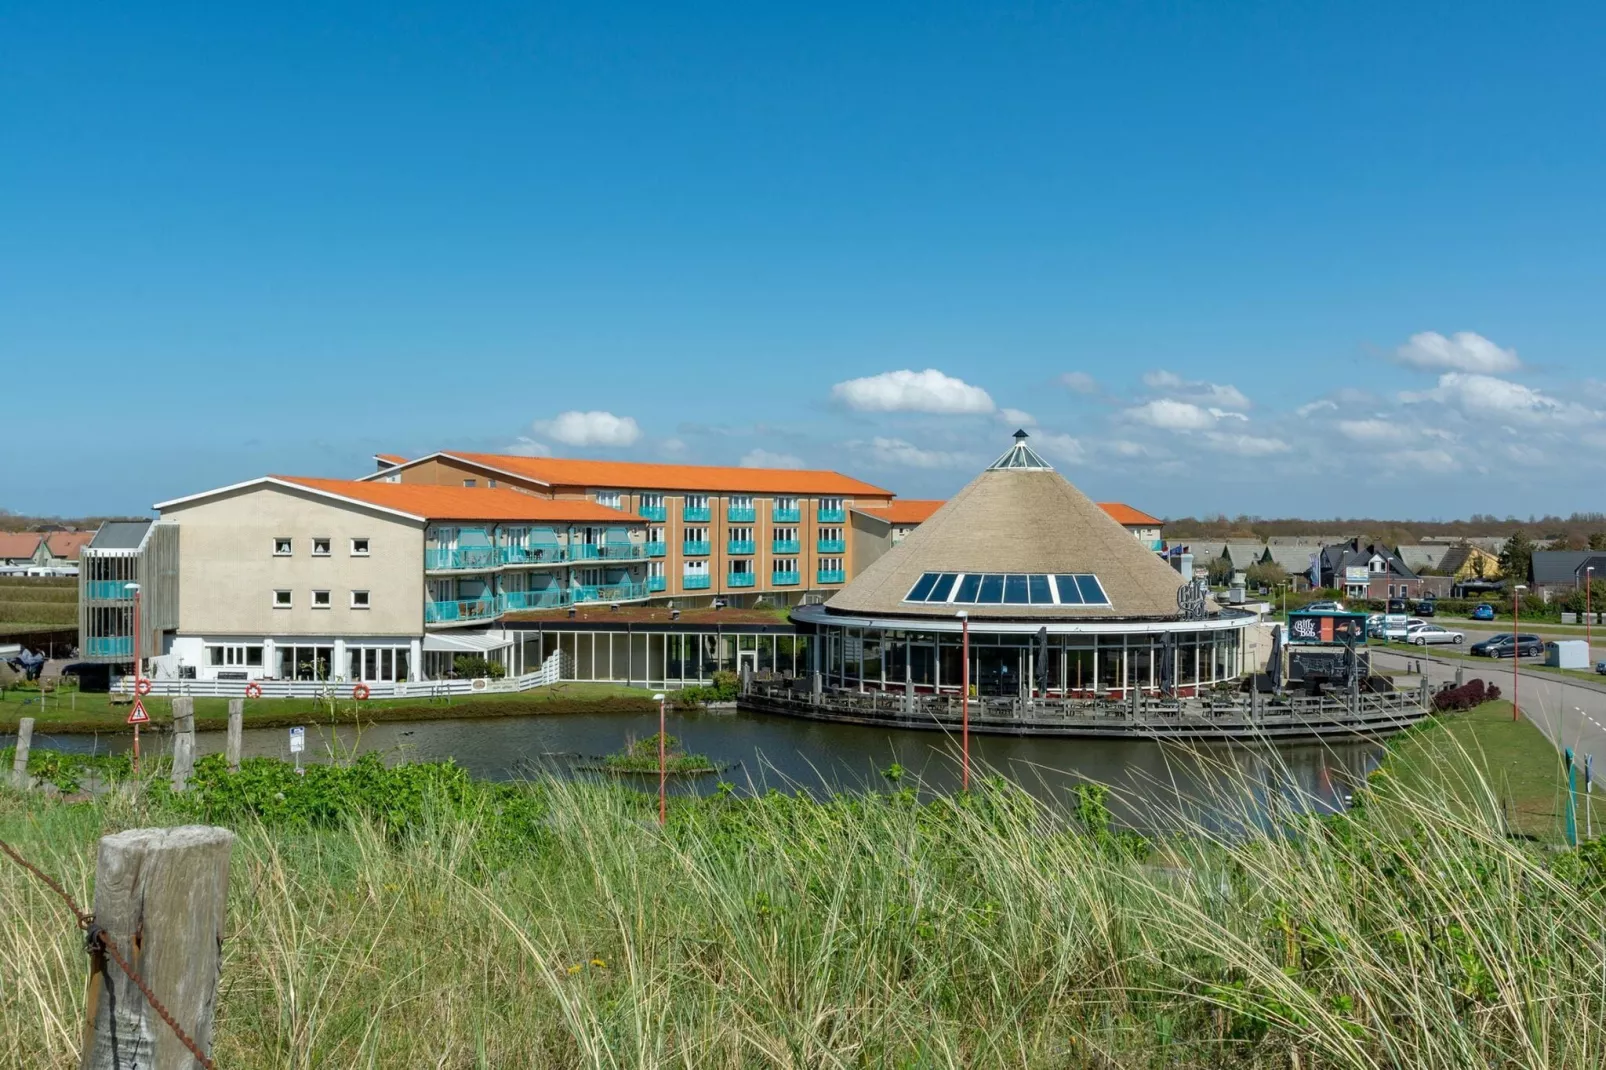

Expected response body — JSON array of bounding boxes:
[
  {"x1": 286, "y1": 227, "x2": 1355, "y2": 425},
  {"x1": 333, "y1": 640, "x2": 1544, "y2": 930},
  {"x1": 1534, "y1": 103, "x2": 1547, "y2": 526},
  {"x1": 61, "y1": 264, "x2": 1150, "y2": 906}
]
[
  {"x1": 0, "y1": 682, "x2": 657, "y2": 733},
  {"x1": 0, "y1": 578, "x2": 75, "y2": 634},
  {"x1": 6, "y1": 703, "x2": 1606, "y2": 1067}
]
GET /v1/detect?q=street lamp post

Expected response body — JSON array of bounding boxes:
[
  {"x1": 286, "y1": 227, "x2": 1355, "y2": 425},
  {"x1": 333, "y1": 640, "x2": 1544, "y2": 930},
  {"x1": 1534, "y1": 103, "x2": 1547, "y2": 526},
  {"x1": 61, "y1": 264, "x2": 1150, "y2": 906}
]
[
  {"x1": 125, "y1": 582, "x2": 142, "y2": 774},
  {"x1": 957, "y1": 610, "x2": 970, "y2": 792},
  {"x1": 1512, "y1": 584, "x2": 1527, "y2": 722},
  {"x1": 652, "y1": 692, "x2": 667, "y2": 825}
]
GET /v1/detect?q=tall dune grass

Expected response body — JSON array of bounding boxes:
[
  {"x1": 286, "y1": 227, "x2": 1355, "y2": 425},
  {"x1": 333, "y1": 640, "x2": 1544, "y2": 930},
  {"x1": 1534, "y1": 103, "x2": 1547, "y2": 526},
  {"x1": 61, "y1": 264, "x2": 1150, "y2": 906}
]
[{"x1": 2, "y1": 735, "x2": 1604, "y2": 1068}]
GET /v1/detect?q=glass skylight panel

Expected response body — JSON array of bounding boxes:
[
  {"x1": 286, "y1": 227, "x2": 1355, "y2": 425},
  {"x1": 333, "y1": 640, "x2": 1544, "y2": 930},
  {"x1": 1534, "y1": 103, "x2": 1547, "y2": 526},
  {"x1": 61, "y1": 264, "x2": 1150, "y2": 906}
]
[
  {"x1": 977, "y1": 574, "x2": 1004, "y2": 603},
  {"x1": 928, "y1": 572, "x2": 959, "y2": 602},
  {"x1": 1003, "y1": 574, "x2": 1030, "y2": 604},
  {"x1": 906, "y1": 573, "x2": 939, "y2": 602},
  {"x1": 1053, "y1": 575, "x2": 1083, "y2": 604},
  {"x1": 900, "y1": 571, "x2": 1111, "y2": 606},
  {"x1": 1027, "y1": 574, "x2": 1052, "y2": 604},
  {"x1": 955, "y1": 573, "x2": 982, "y2": 603},
  {"x1": 1075, "y1": 575, "x2": 1107, "y2": 604}
]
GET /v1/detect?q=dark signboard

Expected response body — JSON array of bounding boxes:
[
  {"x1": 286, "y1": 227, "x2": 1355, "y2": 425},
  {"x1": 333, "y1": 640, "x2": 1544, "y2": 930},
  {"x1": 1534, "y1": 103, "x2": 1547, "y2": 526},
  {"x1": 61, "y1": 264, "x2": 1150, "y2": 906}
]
[{"x1": 1286, "y1": 611, "x2": 1368, "y2": 645}]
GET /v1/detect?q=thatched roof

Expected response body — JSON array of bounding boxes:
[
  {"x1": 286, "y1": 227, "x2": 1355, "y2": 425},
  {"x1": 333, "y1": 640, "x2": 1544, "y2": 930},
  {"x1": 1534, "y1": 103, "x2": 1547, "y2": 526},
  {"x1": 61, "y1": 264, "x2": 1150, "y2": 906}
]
[{"x1": 825, "y1": 435, "x2": 1191, "y2": 620}]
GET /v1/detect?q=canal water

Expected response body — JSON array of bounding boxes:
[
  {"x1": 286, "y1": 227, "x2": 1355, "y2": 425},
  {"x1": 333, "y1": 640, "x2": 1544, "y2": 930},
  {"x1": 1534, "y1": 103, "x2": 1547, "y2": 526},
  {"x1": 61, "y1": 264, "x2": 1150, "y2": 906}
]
[{"x1": 6, "y1": 708, "x2": 1384, "y2": 832}]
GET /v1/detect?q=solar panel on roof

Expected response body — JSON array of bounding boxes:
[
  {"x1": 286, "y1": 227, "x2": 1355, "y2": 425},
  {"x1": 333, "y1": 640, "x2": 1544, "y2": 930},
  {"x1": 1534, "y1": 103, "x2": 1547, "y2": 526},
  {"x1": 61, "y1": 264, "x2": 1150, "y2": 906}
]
[
  {"x1": 899, "y1": 572, "x2": 1112, "y2": 607},
  {"x1": 928, "y1": 573, "x2": 959, "y2": 602}
]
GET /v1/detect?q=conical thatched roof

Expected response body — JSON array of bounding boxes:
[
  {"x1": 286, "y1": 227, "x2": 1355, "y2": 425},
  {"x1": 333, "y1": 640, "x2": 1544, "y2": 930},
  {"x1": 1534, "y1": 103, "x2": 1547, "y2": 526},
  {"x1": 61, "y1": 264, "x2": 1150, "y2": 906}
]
[{"x1": 827, "y1": 434, "x2": 1191, "y2": 620}]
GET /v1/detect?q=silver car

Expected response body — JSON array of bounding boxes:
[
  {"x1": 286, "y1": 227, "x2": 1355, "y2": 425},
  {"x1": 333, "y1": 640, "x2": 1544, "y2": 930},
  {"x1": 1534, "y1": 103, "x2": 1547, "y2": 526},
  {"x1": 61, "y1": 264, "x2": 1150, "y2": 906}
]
[{"x1": 1405, "y1": 623, "x2": 1465, "y2": 646}]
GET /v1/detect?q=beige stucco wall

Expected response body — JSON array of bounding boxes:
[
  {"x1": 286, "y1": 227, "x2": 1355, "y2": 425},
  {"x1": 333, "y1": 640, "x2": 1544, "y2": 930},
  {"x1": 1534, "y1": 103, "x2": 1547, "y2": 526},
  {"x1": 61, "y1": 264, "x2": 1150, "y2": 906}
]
[{"x1": 163, "y1": 485, "x2": 425, "y2": 636}]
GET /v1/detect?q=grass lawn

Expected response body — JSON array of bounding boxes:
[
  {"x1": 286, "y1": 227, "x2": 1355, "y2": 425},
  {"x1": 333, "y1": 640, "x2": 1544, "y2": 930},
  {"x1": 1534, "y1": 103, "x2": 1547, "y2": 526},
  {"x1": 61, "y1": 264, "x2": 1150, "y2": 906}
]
[
  {"x1": 1377, "y1": 699, "x2": 1599, "y2": 842},
  {"x1": 0, "y1": 680, "x2": 658, "y2": 733}
]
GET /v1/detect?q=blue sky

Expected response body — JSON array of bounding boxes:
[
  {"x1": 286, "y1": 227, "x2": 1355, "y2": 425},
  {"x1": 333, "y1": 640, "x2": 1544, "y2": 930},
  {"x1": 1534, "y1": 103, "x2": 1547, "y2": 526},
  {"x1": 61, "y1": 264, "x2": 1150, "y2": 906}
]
[{"x1": 6, "y1": 2, "x2": 1605, "y2": 519}]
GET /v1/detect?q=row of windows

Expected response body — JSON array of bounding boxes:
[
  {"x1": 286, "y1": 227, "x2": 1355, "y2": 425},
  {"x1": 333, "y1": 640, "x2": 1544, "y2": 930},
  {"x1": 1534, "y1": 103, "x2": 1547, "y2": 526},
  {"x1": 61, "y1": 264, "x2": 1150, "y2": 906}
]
[
  {"x1": 272, "y1": 589, "x2": 371, "y2": 609},
  {"x1": 274, "y1": 537, "x2": 369, "y2": 557},
  {"x1": 601, "y1": 493, "x2": 846, "y2": 512},
  {"x1": 903, "y1": 572, "x2": 1111, "y2": 607}
]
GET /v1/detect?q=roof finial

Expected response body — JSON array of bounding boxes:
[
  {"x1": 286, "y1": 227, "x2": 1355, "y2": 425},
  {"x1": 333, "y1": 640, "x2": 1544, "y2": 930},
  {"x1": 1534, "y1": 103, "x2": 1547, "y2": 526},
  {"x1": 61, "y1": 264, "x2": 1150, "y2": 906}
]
[
  {"x1": 1013, "y1": 428, "x2": 1029, "y2": 441},
  {"x1": 988, "y1": 431, "x2": 1053, "y2": 471}
]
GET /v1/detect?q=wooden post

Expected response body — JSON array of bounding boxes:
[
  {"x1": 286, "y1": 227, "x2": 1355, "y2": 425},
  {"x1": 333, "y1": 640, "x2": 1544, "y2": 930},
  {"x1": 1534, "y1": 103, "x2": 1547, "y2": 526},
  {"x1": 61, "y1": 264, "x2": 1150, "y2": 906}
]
[
  {"x1": 11, "y1": 716, "x2": 32, "y2": 790},
  {"x1": 169, "y1": 697, "x2": 195, "y2": 793},
  {"x1": 226, "y1": 700, "x2": 243, "y2": 773},
  {"x1": 80, "y1": 826, "x2": 234, "y2": 1070}
]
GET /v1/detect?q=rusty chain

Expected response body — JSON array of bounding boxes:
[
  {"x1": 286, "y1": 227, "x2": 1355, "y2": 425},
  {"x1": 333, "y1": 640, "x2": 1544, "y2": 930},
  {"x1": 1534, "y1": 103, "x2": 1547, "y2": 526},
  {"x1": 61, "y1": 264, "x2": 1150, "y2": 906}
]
[{"x1": 0, "y1": 834, "x2": 218, "y2": 1069}]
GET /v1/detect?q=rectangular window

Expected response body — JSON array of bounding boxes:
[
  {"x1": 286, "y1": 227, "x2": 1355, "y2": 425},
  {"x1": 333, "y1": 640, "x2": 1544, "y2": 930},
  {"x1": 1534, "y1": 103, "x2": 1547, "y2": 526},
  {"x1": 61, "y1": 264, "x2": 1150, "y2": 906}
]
[
  {"x1": 273, "y1": 590, "x2": 292, "y2": 608},
  {"x1": 273, "y1": 537, "x2": 292, "y2": 556},
  {"x1": 649, "y1": 525, "x2": 665, "y2": 542},
  {"x1": 596, "y1": 490, "x2": 623, "y2": 509},
  {"x1": 686, "y1": 495, "x2": 710, "y2": 510},
  {"x1": 772, "y1": 557, "x2": 798, "y2": 575},
  {"x1": 774, "y1": 526, "x2": 798, "y2": 542},
  {"x1": 729, "y1": 495, "x2": 753, "y2": 509},
  {"x1": 641, "y1": 493, "x2": 664, "y2": 510},
  {"x1": 463, "y1": 479, "x2": 477, "y2": 487},
  {"x1": 775, "y1": 497, "x2": 798, "y2": 511},
  {"x1": 208, "y1": 644, "x2": 263, "y2": 667},
  {"x1": 350, "y1": 537, "x2": 370, "y2": 556},
  {"x1": 351, "y1": 590, "x2": 370, "y2": 609},
  {"x1": 730, "y1": 526, "x2": 753, "y2": 542},
  {"x1": 819, "y1": 526, "x2": 843, "y2": 541},
  {"x1": 648, "y1": 561, "x2": 666, "y2": 579},
  {"x1": 821, "y1": 498, "x2": 843, "y2": 512},
  {"x1": 685, "y1": 526, "x2": 708, "y2": 542},
  {"x1": 312, "y1": 538, "x2": 331, "y2": 556},
  {"x1": 312, "y1": 589, "x2": 331, "y2": 608},
  {"x1": 684, "y1": 560, "x2": 709, "y2": 576},
  {"x1": 820, "y1": 556, "x2": 843, "y2": 572},
  {"x1": 732, "y1": 559, "x2": 754, "y2": 576}
]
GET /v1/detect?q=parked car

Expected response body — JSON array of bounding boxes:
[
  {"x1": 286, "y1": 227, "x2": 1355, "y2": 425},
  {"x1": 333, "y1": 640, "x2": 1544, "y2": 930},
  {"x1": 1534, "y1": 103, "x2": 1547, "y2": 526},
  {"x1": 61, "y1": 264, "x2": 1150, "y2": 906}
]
[
  {"x1": 1305, "y1": 600, "x2": 1345, "y2": 613},
  {"x1": 1415, "y1": 599, "x2": 1436, "y2": 617},
  {"x1": 1471, "y1": 603, "x2": 1497, "y2": 621},
  {"x1": 1470, "y1": 633, "x2": 1544, "y2": 659},
  {"x1": 1598, "y1": 659, "x2": 1606, "y2": 676},
  {"x1": 1404, "y1": 623, "x2": 1465, "y2": 646},
  {"x1": 1386, "y1": 597, "x2": 1408, "y2": 614}
]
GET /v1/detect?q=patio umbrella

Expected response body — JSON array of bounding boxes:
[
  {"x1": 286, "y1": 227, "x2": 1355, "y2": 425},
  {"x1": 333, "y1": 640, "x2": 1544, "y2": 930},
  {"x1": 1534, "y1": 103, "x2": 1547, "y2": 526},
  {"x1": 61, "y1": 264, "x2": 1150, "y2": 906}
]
[
  {"x1": 1035, "y1": 626, "x2": 1050, "y2": 693},
  {"x1": 1158, "y1": 630, "x2": 1174, "y2": 695},
  {"x1": 1268, "y1": 623, "x2": 1283, "y2": 691}
]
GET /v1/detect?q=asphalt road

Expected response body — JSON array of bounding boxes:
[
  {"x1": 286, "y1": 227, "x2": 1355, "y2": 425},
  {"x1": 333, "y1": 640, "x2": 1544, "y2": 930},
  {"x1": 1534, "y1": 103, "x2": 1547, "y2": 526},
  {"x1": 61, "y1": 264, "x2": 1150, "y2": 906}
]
[{"x1": 1371, "y1": 646, "x2": 1606, "y2": 769}]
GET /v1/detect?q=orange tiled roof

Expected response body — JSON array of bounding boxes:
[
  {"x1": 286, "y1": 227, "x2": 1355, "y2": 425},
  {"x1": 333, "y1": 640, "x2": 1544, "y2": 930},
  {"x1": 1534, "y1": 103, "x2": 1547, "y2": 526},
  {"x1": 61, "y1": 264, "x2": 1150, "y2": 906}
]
[
  {"x1": 1097, "y1": 502, "x2": 1162, "y2": 527},
  {"x1": 374, "y1": 453, "x2": 408, "y2": 466},
  {"x1": 44, "y1": 531, "x2": 95, "y2": 560},
  {"x1": 274, "y1": 477, "x2": 644, "y2": 523},
  {"x1": 438, "y1": 452, "x2": 894, "y2": 497},
  {"x1": 0, "y1": 532, "x2": 42, "y2": 558},
  {"x1": 854, "y1": 500, "x2": 945, "y2": 524}
]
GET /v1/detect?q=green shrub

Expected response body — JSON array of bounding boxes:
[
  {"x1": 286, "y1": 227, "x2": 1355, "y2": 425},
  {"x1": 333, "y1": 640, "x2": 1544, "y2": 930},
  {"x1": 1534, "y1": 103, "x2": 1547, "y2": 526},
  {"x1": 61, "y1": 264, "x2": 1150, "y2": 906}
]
[{"x1": 451, "y1": 654, "x2": 506, "y2": 679}]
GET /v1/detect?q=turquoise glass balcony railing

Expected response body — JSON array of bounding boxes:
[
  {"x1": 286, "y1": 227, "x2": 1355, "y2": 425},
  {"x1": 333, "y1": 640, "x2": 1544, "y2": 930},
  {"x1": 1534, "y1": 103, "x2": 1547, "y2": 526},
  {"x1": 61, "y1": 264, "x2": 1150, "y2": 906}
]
[
  {"x1": 727, "y1": 539, "x2": 755, "y2": 555},
  {"x1": 86, "y1": 580, "x2": 133, "y2": 601},
  {"x1": 424, "y1": 597, "x2": 500, "y2": 624},
  {"x1": 499, "y1": 542, "x2": 567, "y2": 565},
  {"x1": 771, "y1": 538, "x2": 800, "y2": 554},
  {"x1": 425, "y1": 546, "x2": 499, "y2": 570},
  {"x1": 683, "y1": 574, "x2": 711, "y2": 590},
  {"x1": 573, "y1": 581, "x2": 648, "y2": 604},
  {"x1": 87, "y1": 636, "x2": 132, "y2": 657},
  {"x1": 683, "y1": 540, "x2": 710, "y2": 556},
  {"x1": 647, "y1": 575, "x2": 667, "y2": 592},
  {"x1": 727, "y1": 504, "x2": 756, "y2": 523},
  {"x1": 638, "y1": 503, "x2": 667, "y2": 522},
  {"x1": 501, "y1": 588, "x2": 567, "y2": 611},
  {"x1": 818, "y1": 506, "x2": 846, "y2": 523},
  {"x1": 1144, "y1": 539, "x2": 1164, "y2": 552},
  {"x1": 772, "y1": 570, "x2": 800, "y2": 586},
  {"x1": 570, "y1": 542, "x2": 643, "y2": 561},
  {"x1": 727, "y1": 572, "x2": 756, "y2": 588},
  {"x1": 773, "y1": 505, "x2": 801, "y2": 523},
  {"x1": 817, "y1": 538, "x2": 846, "y2": 554},
  {"x1": 683, "y1": 503, "x2": 711, "y2": 522},
  {"x1": 817, "y1": 568, "x2": 846, "y2": 584},
  {"x1": 646, "y1": 541, "x2": 666, "y2": 557}
]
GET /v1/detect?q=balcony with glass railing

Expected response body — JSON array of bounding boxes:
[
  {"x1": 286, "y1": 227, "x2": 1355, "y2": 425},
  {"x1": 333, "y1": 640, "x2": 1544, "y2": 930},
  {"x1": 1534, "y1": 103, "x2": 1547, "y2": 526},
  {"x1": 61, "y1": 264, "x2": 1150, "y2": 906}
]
[
  {"x1": 497, "y1": 542, "x2": 567, "y2": 566},
  {"x1": 817, "y1": 568, "x2": 846, "y2": 584},
  {"x1": 683, "y1": 540, "x2": 710, "y2": 556},
  {"x1": 773, "y1": 505, "x2": 801, "y2": 523},
  {"x1": 645, "y1": 540, "x2": 666, "y2": 557},
  {"x1": 574, "y1": 581, "x2": 648, "y2": 604},
  {"x1": 683, "y1": 574, "x2": 711, "y2": 590},
  {"x1": 727, "y1": 503, "x2": 756, "y2": 523},
  {"x1": 772, "y1": 570, "x2": 800, "y2": 586},
  {"x1": 818, "y1": 505, "x2": 846, "y2": 523},
  {"x1": 727, "y1": 572, "x2": 756, "y2": 588},
  {"x1": 817, "y1": 537, "x2": 846, "y2": 554},
  {"x1": 425, "y1": 545, "x2": 500, "y2": 571},
  {"x1": 85, "y1": 580, "x2": 134, "y2": 601},
  {"x1": 646, "y1": 575, "x2": 667, "y2": 592},
  {"x1": 771, "y1": 538, "x2": 800, "y2": 554},
  {"x1": 501, "y1": 588, "x2": 567, "y2": 612},
  {"x1": 638, "y1": 502, "x2": 667, "y2": 522},
  {"x1": 726, "y1": 539, "x2": 755, "y2": 555},
  {"x1": 87, "y1": 636, "x2": 132, "y2": 657},
  {"x1": 569, "y1": 541, "x2": 644, "y2": 561},
  {"x1": 683, "y1": 503, "x2": 711, "y2": 522},
  {"x1": 425, "y1": 596, "x2": 501, "y2": 625}
]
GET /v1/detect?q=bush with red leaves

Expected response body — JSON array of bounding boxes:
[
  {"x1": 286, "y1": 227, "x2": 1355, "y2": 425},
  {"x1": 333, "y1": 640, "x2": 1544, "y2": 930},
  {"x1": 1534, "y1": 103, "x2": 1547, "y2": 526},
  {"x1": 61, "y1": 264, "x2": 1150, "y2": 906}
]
[{"x1": 1433, "y1": 678, "x2": 1502, "y2": 712}]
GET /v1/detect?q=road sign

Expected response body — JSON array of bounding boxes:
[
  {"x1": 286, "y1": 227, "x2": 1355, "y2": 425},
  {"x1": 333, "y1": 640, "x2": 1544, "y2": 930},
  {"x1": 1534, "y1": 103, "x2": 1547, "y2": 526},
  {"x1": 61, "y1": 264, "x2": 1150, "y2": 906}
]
[
  {"x1": 289, "y1": 726, "x2": 305, "y2": 754},
  {"x1": 126, "y1": 698, "x2": 150, "y2": 725}
]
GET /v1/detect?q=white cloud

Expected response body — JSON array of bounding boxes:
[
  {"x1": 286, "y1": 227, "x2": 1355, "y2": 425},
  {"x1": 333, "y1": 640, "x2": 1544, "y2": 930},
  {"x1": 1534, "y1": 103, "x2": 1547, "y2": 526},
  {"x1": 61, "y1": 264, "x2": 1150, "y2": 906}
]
[
  {"x1": 864, "y1": 436, "x2": 973, "y2": 469},
  {"x1": 1106, "y1": 439, "x2": 1167, "y2": 458},
  {"x1": 534, "y1": 410, "x2": 643, "y2": 447},
  {"x1": 1033, "y1": 432, "x2": 1086, "y2": 465},
  {"x1": 998, "y1": 407, "x2": 1036, "y2": 427},
  {"x1": 1336, "y1": 418, "x2": 1412, "y2": 445},
  {"x1": 1124, "y1": 399, "x2": 1218, "y2": 431},
  {"x1": 831, "y1": 369, "x2": 995, "y2": 414},
  {"x1": 1393, "y1": 449, "x2": 1459, "y2": 474},
  {"x1": 1060, "y1": 372, "x2": 1098, "y2": 394},
  {"x1": 1207, "y1": 408, "x2": 1250, "y2": 422},
  {"x1": 740, "y1": 448, "x2": 805, "y2": 469},
  {"x1": 1400, "y1": 372, "x2": 1597, "y2": 425},
  {"x1": 1296, "y1": 399, "x2": 1339, "y2": 417},
  {"x1": 1504, "y1": 443, "x2": 1547, "y2": 466},
  {"x1": 1202, "y1": 432, "x2": 1291, "y2": 457},
  {"x1": 660, "y1": 437, "x2": 688, "y2": 455},
  {"x1": 1393, "y1": 331, "x2": 1521, "y2": 374},
  {"x1": 1143, "y1": 370, "x2": 1251, "y2": 410},
  {"x1": 505, "y1": 436, "x2": 551, "y2": 457}
]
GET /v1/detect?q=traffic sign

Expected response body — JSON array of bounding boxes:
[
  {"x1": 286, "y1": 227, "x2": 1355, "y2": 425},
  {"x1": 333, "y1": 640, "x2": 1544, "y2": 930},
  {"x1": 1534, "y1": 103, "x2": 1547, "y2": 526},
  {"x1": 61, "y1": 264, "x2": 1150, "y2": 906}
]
[{"x1": 126, "y1": 698, "x2": 150, "y2": 725}]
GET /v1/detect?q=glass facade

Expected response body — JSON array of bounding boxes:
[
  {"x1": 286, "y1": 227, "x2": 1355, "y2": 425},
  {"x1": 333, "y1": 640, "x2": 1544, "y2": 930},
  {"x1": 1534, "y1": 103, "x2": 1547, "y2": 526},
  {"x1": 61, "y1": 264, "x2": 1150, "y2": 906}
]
[{"x1": 519, "y1": 628, "x2": 809, "y2": 687}]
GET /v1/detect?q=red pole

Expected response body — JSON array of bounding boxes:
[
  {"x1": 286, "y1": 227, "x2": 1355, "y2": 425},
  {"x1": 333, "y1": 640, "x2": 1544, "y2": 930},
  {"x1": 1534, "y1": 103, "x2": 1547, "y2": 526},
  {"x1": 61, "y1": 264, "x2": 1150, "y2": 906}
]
[
  {"x1": 132, "y1": 588, "x2": 142, "y2": 775},
  {"x1": 960, "y1": 612, "x2": 970, "y2": 792},
  {"x1": 1512, "y1": 585, "x2": 1520, "y2": 722},
  {"x1": 658, "y1": 694, "x2": 667, "y2": 826}
]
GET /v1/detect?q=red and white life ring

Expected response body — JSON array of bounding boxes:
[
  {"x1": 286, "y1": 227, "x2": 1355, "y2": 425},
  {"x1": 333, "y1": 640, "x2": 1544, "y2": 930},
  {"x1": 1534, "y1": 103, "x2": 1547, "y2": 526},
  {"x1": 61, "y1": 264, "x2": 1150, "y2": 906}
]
[
  {"x1": 134, "y1": 677, "x2": 152, "y2": 696},
  {"x1": 243, "y1": 682, "x2": 263, "y2": 699},
  {"x1": 352, "y1": 683, "x2": 371, "y2": 701}
]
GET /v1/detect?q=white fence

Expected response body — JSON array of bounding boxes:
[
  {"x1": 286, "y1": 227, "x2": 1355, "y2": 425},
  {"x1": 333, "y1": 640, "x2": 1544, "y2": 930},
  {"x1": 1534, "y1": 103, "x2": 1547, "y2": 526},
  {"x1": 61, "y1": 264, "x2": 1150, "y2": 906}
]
[{"x1": 114, "y1": 652, "x2": 567, "y2": 700}]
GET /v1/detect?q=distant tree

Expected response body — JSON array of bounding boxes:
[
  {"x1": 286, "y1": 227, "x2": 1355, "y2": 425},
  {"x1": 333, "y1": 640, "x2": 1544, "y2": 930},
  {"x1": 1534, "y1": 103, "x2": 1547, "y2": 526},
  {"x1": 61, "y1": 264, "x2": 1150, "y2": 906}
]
[
  {"x1": 1590, "y1": 531, "x2": 1606, "y2": 551},
  {"x1": 1207, "y1": 556, "x2": 1234, "y2": 585},
  {"x1": 1245, "y1": 561, "x2": 1289, "y2": 589},
  {"x1": 1498, "y1": 531, "x2": 1536, "y2": 583}
]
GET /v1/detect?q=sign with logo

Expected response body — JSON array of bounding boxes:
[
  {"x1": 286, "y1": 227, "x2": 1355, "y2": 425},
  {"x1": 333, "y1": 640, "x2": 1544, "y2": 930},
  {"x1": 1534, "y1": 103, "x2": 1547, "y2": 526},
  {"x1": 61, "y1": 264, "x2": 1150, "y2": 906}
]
[
  {"x1": 1344, "y1": 566, "x2": 1371, "y2": 584},
  {"x1": 1176, "y1": 581, "x2": 1208, "y2": 621},
  {"x1": 126, "y1": 698, "x2": 150, "y2": 725},
  {"x1": 289, "y1": 726, "x2": 305, "y2": 754},
  {"x1": 1286, "y1": 612, "x2": 1367, "y2": 645}
]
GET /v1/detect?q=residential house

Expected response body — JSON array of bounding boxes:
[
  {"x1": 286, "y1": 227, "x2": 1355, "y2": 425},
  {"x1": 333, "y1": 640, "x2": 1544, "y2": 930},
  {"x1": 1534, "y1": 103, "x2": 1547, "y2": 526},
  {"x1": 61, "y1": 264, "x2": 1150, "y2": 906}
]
[
  {"x1": 38, "y1": 531, "x2": 94, "y2": 568},
  {"x1": 1435, "y1": 543, "x2": 1502, "y2": 583},
  {"x1": 1531, "y1": 551, "x2": 1606, "y2": 601},
  {"x1": 0, "y1": 532, "x2": 42, "y2": 568},
  {"x1": 1316, "y1": 540, "x2": 1425, "y2": 600},
  {"x1": 1394, "y1": 544, "x2": 1452, "y2": 575},
  {"x1": 1260, "y1": 543, "x2": 1323, "y2": 588}
]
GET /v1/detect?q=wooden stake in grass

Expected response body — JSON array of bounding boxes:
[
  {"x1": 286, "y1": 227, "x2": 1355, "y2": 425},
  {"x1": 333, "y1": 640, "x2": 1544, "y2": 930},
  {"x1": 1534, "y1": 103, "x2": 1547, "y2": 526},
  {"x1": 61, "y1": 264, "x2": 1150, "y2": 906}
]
[
  {"x1": 226, "y1": 699, "x2": 243, "y2": 772},
  {"x1": 79, "y1": 825, "x2": 234, "y2": 1070},
  {"x1": 10, "y1": 715, "x2": 31, "y2": 790},
  {"x1": 170, "y1": 697, "x2": 195, "y2": 793}
]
